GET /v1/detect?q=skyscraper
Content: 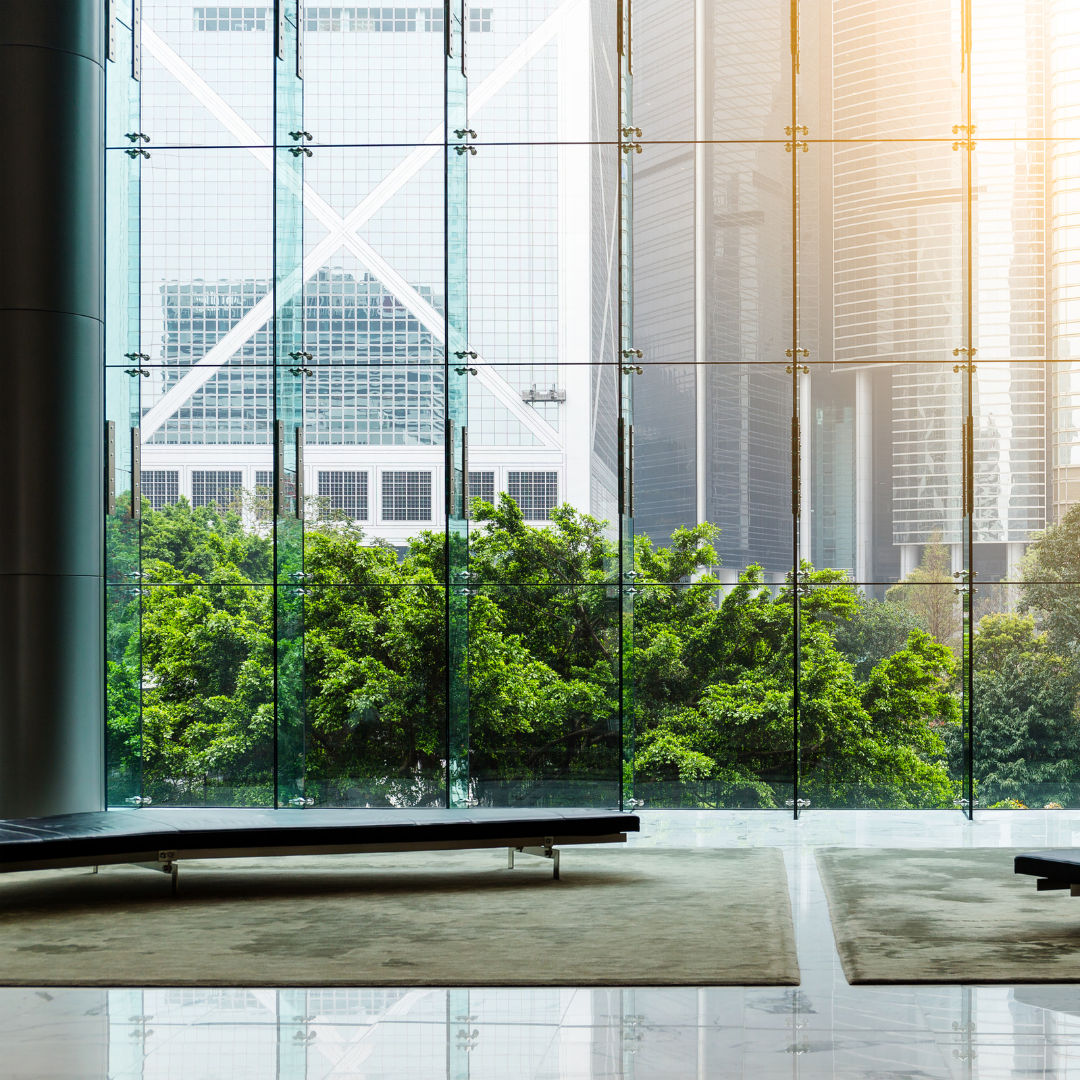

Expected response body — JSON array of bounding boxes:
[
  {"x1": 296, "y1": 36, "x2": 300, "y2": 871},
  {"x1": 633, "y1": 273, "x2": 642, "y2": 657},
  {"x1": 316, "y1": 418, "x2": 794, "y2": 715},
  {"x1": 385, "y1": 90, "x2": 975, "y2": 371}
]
[{"x1": 130, "y1": 1, "x2": 622, "y2": 543}]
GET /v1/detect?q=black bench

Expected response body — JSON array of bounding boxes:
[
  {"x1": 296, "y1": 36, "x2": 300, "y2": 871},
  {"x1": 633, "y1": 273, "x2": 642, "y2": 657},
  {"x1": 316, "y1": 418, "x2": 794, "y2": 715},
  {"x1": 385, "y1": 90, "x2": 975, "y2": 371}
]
[
  {"x1": 0, "y1": 807, "x2": 639, "y2": 894},
  {"x1": 1015, "y1": 850, "x2": 1080, "y2": 894}
]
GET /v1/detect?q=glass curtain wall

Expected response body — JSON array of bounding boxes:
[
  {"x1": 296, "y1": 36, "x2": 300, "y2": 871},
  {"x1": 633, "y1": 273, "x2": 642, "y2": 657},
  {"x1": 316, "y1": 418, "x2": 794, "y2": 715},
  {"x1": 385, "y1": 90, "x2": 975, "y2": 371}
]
[
  {"x1": 630, "y1": 0, "x2": 1080, "y2": 814},
  {"x1": 104, "y1": 0, "x2": 630, "y2": 809},
  {"x1": 105, "y1": 0, "x2": 1080, "y2": 815}
]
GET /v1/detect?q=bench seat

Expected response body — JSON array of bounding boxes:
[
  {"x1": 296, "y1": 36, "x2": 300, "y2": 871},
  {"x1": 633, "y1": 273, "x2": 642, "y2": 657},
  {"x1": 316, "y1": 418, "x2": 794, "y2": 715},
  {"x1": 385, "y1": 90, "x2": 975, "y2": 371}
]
[
  {"x1": 1015, "y1": 850, "x2": 1080, "y2": 890},
  {"x1": 0, "y1": 807, "x2": 639, "y2": 886}
]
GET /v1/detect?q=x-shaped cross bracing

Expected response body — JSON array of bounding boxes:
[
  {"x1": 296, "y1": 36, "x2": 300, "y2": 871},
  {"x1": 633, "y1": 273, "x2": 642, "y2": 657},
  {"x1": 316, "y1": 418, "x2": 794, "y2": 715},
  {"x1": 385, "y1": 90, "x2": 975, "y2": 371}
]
[{"x1": 137, "y1": 3, "x2": 583, "y2": 448}]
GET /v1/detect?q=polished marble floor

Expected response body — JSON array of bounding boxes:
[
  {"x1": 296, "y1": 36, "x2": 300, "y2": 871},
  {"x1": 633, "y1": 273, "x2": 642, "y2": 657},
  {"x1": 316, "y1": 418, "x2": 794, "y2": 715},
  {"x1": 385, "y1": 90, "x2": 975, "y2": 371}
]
[{"x1": 5, "y1": 808, "x2": 1080, "y2": 1079}]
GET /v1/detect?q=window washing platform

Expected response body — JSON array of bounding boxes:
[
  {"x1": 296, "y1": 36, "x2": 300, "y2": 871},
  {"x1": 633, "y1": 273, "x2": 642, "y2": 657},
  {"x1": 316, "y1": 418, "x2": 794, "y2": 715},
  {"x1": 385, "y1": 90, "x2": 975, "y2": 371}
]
[{"x1": 0, "y1": 807, "x2": 639, "y2": 895}]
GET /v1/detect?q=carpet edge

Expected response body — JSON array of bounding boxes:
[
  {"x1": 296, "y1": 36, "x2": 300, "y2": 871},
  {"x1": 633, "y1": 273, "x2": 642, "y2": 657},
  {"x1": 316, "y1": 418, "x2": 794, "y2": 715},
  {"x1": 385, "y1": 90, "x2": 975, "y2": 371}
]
[
  {"x1": 813, "y1": 847, "x2": 864, "y2": 985},
  {"x1": 765, "y1": 846, "x2": 802, "y2": 986}
]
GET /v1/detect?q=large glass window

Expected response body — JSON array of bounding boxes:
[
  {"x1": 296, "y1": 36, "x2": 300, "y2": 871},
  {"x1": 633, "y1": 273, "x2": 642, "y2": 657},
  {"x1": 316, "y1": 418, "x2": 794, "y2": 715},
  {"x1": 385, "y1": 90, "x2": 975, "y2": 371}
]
[{"x1": 104, "y1": 0, "x2": 1080, "y2": 815}]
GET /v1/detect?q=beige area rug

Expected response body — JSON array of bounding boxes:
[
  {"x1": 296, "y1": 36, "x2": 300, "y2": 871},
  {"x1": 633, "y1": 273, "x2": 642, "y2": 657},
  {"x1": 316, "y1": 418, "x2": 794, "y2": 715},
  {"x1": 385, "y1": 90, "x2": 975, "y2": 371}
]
[
  {"x1": 817, "y1": 847, "x2": 1080, "y2": 984},
  {"x1": 0, "y1": 847, "x2": 798, "y2": 987}
]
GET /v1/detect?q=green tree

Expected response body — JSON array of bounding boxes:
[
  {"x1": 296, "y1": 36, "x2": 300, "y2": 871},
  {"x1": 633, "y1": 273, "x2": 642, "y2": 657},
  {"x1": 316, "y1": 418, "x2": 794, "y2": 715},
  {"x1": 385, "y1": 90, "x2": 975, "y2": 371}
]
[
  {"x1": 833, "y1": 596, "x2": 928, "y2": 680},
  {"x1": 885, "y1": 534, "x2": 960, "y2": 645},
  {"x1": 1021, "y1": 501, "x2": 1080, "y2": 656},
  {"x1": 109, "y1": 494, "x2": 965, "y2": 810},
  {"x1": 959, "y1": 612, "x2": 1080, "y2": 807}
]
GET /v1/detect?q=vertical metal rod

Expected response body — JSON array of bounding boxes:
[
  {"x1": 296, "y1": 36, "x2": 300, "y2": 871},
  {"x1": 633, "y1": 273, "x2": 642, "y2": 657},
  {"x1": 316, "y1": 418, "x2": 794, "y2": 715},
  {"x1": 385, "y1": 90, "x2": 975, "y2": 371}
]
[
  {"x1": 447, "y1": 417, "x2": 457, "y2": 518},
  {"x1": 618, "y1": 416, "x2": 626, "y2": 516},
  {"x1": 616, "y1": 0, "x2": 629, "y2": 813},
  {"x1": 694, "y1": 0, "x2": 706, "y2": 528},
  {"x1": 460, "y1": 0, "x2": 467, "y2": 77},
  {"x1": 131, "y1": 0, "x2": 140, "y2": 81},
  {"x1": 106, "y1": 0, "x2": 116, "y2": 63},
  {"x1": 275, "y1": 418, "x2": 285, "y2": 519},
  {"x1": 296, "y1": 1, "x2": 304, "y2": 78},
  {"x1": 628, "y1": 423, "x2": 634, "y2": 519},
  {"x1": 790, "y1": 0, "x2": 801, "y2": 820},
  {"x1": 130, "y1": 427, "x2": 141, "y2": 520},
  {"x1": 462, "y1": 425, "x2": 469, "y2": 519},
  {"x1": 105, "y1": 422, "x2": 116, "y2": 518},
  {"x1": 276, "y1": 0, "x2": 286, "y2": 60},
  {"x1": 294, "y1": 425, "x2": 304, "y2": 518},
  {"x1": 442, "y1": 24, "x2": 451, "y2": 810},
  {"x1": 963, "y1": 0, "x2": 975, "y2": 821}
]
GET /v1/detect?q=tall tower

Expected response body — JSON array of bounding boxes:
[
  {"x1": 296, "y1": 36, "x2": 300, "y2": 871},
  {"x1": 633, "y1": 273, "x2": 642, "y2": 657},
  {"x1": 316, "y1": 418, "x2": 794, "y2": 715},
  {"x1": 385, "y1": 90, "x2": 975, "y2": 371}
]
[{"x1": 1051, "y1": 0, "x2": 1080, "y2": 520}]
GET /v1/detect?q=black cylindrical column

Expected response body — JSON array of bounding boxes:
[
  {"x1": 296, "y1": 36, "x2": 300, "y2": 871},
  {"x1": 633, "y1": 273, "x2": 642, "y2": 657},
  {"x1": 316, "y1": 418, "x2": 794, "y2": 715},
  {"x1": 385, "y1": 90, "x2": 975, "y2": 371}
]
[{"x1": 0, "y1": 1, "x2": 104, "y2": 816}]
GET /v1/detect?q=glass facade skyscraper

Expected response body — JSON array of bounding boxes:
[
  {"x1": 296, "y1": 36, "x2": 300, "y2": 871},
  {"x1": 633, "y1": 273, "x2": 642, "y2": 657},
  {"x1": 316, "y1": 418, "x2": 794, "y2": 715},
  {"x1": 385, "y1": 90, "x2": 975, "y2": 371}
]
[{"x1": 634, "y1": 0, "x2": 1054, "y2": 589}]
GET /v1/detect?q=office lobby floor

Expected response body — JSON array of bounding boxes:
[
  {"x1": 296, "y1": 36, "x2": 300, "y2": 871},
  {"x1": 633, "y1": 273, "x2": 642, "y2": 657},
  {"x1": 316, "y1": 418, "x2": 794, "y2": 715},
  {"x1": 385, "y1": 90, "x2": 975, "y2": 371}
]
[{"x1": 5, "y1": 808, "x2": 1080, "y2": 1079}]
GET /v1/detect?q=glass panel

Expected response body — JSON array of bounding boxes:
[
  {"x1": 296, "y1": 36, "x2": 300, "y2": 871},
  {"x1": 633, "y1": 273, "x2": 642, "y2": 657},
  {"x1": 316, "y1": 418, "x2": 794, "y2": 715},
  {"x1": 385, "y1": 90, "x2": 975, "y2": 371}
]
[
  {"x1": 275, "y1": 0, "x2": 307, "y2": 807},
  {"x1": 447, "y1": 0, "x2": 470, "y2": 807},
  {"x1": 632, "y1": 578, "x2": 795, "y2": 809},
  {"x1": 303, "y1": 6, "x2": 443, "y2": 144},
  {"x1": 973, "y1": 578, "x2": 1080, "y2": 809},
  {"x1": 971, "y1": 0, "x2": 1048, "y2": 142},
  {"x1": 141, "y1": 0, "x2": 274, "y2": 147},
  {"x1": 799, "y1": 580, "x2": 964, "y2": 809},
  {"x1": 970, "y1": 134, "x2": 1048, "y2": 582},
  {"x1": 300, "y1": 150, "x2": 448, "y2": 584},
  {"x1": 462, "y1": 0, "x2": 599, "y2": 147},
  {"x1": 630, "y1": 133, "x2": 696, "y2": 543},
  {"x1": 467, "y1": 586, "x2": 621, "y2": 806},
  {"x1": 106, "y1": 586, "x2": 142, "y2": 806},
  {"x1": 296, "y1": 585, "x2": 448, "y2": 806},
  {"x1": 139, "y1": 584, "x2": 274, "y2": 806},
  {"x1": 825, "y1": 0, "x2": 958, "y2": 142},
  {"x1": 697, "y1": 0, "x2": 791, "y2": 142},
  {"x1": 105, "y1": 20, "x2": 142, "y2": 803},
  {"x1": 631, "y1": 0, "x2": 695, "y2": 143},
  {"x1": 811, "y1": 141, "x2": 968, "y2": 588}
]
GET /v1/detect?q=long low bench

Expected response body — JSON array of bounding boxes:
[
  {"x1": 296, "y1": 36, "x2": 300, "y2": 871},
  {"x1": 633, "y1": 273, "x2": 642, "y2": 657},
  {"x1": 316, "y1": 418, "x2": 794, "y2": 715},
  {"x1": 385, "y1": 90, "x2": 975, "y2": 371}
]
[
  {"x1": 1015, "y1": 850, "x2": 1080, "y2": 893},
  {"x1": 0, "y1": 807, "x2": 640, "y2": 894}
]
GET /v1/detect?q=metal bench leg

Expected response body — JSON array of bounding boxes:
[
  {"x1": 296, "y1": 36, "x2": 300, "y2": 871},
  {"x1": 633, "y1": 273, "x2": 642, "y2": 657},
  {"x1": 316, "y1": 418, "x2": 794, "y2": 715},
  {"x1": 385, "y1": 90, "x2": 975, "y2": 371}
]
[
  {"x1": 134, "y1": 850, "x2": 179, "y2": 897},
  {"x1": 507, "y1": 847, "x2": 514, "y2": 870},
  {"x1": 517, "y1": 840, "x2": 560, "y2": 879}
]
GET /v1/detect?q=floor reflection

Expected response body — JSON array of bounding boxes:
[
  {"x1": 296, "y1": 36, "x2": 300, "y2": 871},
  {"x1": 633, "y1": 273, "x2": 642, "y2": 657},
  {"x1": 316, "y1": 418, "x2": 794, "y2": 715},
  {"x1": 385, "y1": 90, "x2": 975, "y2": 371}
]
[{"x1": 7, "y1": 808, "x2": 1080, "y2": 1078}]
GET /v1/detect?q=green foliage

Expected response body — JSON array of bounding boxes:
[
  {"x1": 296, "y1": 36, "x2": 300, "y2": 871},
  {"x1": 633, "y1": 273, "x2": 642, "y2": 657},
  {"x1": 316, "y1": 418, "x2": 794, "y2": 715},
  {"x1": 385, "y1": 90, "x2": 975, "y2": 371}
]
[
  {"x1": 834, "y1": 597, "x2": 928, "y2": 680},
  {"x1": 1022, "y1": 502, "x2": 1080, "y2": 656},
  {"x1": 105, "y1": 495, "x2": 977, "y2": 809},
  {"x1": 961, "y1": 613, "x2": 1080, "y2": 808},
  {"x1": 632, "y1": 561, "x2": 959, "y2": 808}
]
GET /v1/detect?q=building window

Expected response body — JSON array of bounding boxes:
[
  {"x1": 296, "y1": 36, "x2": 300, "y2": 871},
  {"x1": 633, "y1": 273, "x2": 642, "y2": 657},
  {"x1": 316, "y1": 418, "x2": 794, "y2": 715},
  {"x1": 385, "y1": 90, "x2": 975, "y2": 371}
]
[
  {"x1": 304, "y1": 7, "x2": 445, "y2": 32},
  {"x1": 468, "y1": 470, "x2": 495, "y2": 505},
  {"x1": 141, "y1": 471, "x2": 179, "y2": 512},
  {"x1": 508, "y1": 471, "x2": 558, "y2": 520},
  {"x1": 193, "y1": 7, "x2": 269, "y2": 31},
  {"x1": 192, "y1": 470, "x2": 244, "y2": 511},
  {"x1": 468, "y1": 7, "x2": 492, "y2": 32},
  {"x1": 319, "y1": 470, "x2": 369, "y2": 520},
  {"x1": 381, "y1": 471, "x2": 432, "y2": 521},
  {"x1": 254, "y1": 469, "x2": 273, "y2": 520}
]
